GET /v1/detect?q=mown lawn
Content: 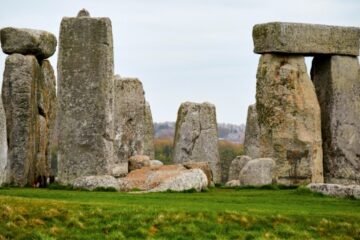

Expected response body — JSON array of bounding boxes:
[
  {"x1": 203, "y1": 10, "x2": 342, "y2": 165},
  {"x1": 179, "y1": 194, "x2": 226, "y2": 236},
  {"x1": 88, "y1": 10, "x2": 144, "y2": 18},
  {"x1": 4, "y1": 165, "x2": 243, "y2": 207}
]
[{"x1": 0, "y1": 187, "x2": 359, "y2": 239}]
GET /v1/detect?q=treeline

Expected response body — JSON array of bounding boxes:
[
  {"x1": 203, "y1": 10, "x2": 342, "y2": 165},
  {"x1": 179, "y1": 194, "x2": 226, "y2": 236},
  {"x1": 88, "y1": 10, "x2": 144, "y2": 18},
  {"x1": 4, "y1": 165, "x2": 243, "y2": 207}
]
[{"x1": 154, "y1": 138, "x2": 243, "y2": 183}]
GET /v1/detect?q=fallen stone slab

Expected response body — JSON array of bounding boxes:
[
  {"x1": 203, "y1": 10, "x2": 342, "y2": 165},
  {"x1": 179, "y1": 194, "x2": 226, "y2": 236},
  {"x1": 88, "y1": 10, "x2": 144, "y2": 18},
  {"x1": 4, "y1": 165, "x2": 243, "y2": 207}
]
[
  {"x1": 307, "y1": 183, "x2": 360, "y2": 199},
  {"x1": 228, "y1": 155, "x2": 252, "y2": 181},
  {"x1": 0, "y1": 27, "x2": 57, "y2": 59},
  {"x1": 253, "y1": 22, "x2": 360, "y2": 56},
  {"x1": 240, "y1": 158, "x2": 275, "y2": 186},
  {"x1": 183, "y1": 161, "x2": 213, "y2": 186},
  {"x1": 118, "y1": 164, "x2": 208, "y2": 192},
  {"x1": 72, "y1": 175, "x2": 120, "y2": 191}
]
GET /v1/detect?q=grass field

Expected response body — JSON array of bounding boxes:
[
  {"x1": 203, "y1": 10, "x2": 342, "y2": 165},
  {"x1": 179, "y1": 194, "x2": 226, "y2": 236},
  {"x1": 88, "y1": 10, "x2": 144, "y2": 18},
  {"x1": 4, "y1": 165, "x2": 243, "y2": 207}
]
[{"x1": 0, "y1": 187, "x2": 359, "y2": 240}]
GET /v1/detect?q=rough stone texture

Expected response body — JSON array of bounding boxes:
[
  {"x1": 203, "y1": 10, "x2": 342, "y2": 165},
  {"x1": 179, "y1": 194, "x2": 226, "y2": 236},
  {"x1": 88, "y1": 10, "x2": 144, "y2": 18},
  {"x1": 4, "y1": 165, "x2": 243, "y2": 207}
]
[
  {"x1": 2, "y1": 54, "x2": 56, "y2": 186},
  {"x1": 40, "y1": 60, "x2": 57, "y2": 177},
  {"x1": 77, "y1": 9, "x2": 90, "y2": 17},
  {"x1": 118, "y1": 165, "x2": 208, "y2": 192},
  {"x1": 0, "y1": 27, "x2": 57, "y2": 59},
  {"x1": 307, "y1": 183, "x2": 360, "y2": 199},
  {"x1": 239, "y1": 158, "x2": 276, "y2": 186},
  {"x1": 0, "y1": 98, "x2": 8, "y2": 185},
  {"x1": 256, "y1": 54, "x2": 323, "y2": 185},
  {"x1": 311, "y1": 56, "x2": 360, "y2": 184},
  {"x1": 228, "y1": 155, "x2": 252, "y2": 181},
  {"x1": 183, "y1": 161, "x2": 213, "y2": 186},
  {"x1": 57, "y1": 12, "x2": 114, "y2": 184},
  {"x1": 2, "y1": 54, "x2": 39, "y2": 186},
  {"x1": 144, "y1": 102, "x2": 155, "y2": 159},
  {"x1": 113, "y1": 76, "x2": 155, "y2": 176},
  {"x1": 225, "y1": 180, "x2": 241, "y2": 187},
  {"x1": 173, "y1": 102, "x2": 221, "y2": 183},
  {"x1": 72, "y1": 175, "x2": 120, "y2": 191},
  {"x1": 253, "y1": 22, "x2": 360, "y2": 56},
  {"x1": 150, "y1": 160, "x2": 163, "y2": 168},
  {"x1": 128, "y1": 155, "x2": 150, "y2": 172},
  {"x1": 243, "y1": 104, "x2": 260, "y2": 158}
]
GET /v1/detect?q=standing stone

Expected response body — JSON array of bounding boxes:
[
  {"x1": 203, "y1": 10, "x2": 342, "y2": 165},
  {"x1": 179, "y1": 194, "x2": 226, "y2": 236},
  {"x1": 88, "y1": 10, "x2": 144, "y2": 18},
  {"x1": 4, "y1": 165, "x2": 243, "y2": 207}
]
[
  {"x1": 144, "y1": 102, "x2": 155, "y2": 159},
  {"x1": 239, "y1": 158, "x2": 276, "y2": 186},
  {"x1": 113, "y1": 76, "x2": 155, "y2": 176},
  {"x1": 0, "y1": 98, "x2": 8, "y2": 185},
  {"x1": 256, "y1": 54, "x2": 323, "y2": 185},
  {"x1": 228, "y1": 155, "x2": 252, "y2": 181},
  {"x1": 311, "y1": 55, "x2": 360, "y2": 184},
  {"x1": 2, "y1": 54, "x2": 39, "y2": 186},
  {"x1": 57, "y1": 10, "x2": 114, "y2": 184},
  {"x1": 173, "y1": 102, "x2": 221, "y2": 183},
  {"x1": 40, "y1": 60, "x2": 57, "y2": 178},
  {"x1": 243, "y1": 104, "x2": 260, "y2": 158}
]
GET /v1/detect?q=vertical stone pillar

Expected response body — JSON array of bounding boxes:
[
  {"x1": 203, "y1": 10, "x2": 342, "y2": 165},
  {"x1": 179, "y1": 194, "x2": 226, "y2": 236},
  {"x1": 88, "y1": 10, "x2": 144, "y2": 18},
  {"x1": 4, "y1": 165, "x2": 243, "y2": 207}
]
[
  {"x1": 255, "y1": 54, "x2": 323, "y2": 185},
  {"x1": 57, "y1": 10, "x2": 114, "y2": 184},
  {"x1": 113, "y1": 76, "x2": 154, "y2": 177},
  {"x1": 0, "y1": 98, "x2": 8, "y2": 186},
  {"x1": 243, "y1": 104, "x2": 260, "y2": 159},
  {"x1": 173, "y1": 102, "x2": 221, "y2": 183},
  {"x1": 2, "y1": 54, "x2": 39, "y2": 186},
  {"x1": 311, "y1": 55, "x2": 360, "y2": 184}
]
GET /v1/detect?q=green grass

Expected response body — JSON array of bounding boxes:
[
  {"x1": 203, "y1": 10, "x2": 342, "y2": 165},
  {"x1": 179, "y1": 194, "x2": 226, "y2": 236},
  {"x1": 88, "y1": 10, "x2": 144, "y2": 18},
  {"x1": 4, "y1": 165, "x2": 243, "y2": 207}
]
[{"x1": 0, "y1": 187, "x2": 359, "y2": 239}]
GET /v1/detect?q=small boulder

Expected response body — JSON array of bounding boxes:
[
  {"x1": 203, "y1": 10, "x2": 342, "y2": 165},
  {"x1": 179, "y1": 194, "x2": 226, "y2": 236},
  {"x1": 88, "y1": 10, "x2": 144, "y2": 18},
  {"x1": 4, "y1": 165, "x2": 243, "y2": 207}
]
[
  {"x1": 240, "y1": 158, "x2": 275, "y2": 186},
  {"x1": 1, "y1": 27, "x2": 57, "y2": 59},
  {"x1": 118, "y1": 164, "x2": 208, "y2": 192},
  {"x1": 111, "y1": 163, "x2": 128, "y2": 177},
  {"x1": 225, "y1": 180, "x2": 241, "y2": 187},
  {"x1": 183, "y1": 161, "x2": 213, "y2": 186},
  {"x1": 228, "y1": 155, "x2": 252, "y2": 181},
  {"x1": 307, "y1": 183, "x2": 360, "y2": 199},
  {"x1": 150, "y1": 160, "x2": 163, "y2": 168},
  {"x1": 72, "y1": 175, "x2": 120, "y2": 191},
  {"x1": 129, "y1": 155, "x2": 151, "y2": 172}
]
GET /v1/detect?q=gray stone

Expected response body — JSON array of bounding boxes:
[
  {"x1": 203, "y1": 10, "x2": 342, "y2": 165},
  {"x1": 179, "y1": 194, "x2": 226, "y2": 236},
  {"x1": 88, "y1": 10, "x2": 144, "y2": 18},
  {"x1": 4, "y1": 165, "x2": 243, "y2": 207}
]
[
  {"x1": 228, "y1": 155, "x2": 252, "y2": 181},
  {"x1": 183, "y1": 161, "x2": 213, "y2": 186},
  {"x1": 253, "y1": 22, "x2": 360, "y2": 56},
  {"x1": 256, "y1": 54, "x2": 323, "y2": 185},
  {"x1": 77, "y1": 9, "x2": 90, "y2": 17},
  {"x1": 113, "y1": 76, "x2": 155, "y2": 176},
  {"x1": 243, "y1": 104, "x2": 260, "y2": 158},
  {"x1": 307, "y1": 183, "x2": 360, "y2": 199},
  {"x1": 225, "y1": 180, "x2": 241, "y2": 187},
  {"x1": 2, "y1": 54, "x2": 39, "y2": 186},
  {"x1": 239, "y1": 158, "x2": 275, "y2": 186},
  {"x1": 0, "y1": 27, "x2": 57, "y2": 59},
  {"x1": 173, "y1": 102, "x2": 221, "y2": 183},
  {"x1": 118, "y1": 165, "x2": 208, "y2": 192},
  {"x1": 72, "y1": 175, "x2": 120, "y2": 191},
  {"x1": 311, "y1": 56, "x2": 360, "y2": 184},
  {"x1": 128, "y1": 155, "x2": 151, "y2": 172},
  {"x1": 150, "y1": 160, "x2": 163, "y2": 168},
  {"x1": 57, "y1": 11, "x2": 114, "y2": 184},
  {"x1": 0, "y1": 98, "x2": 8, "y2": 186},
  {"x1": 144, "y1": 102, "x2": 155, "y2": 159}
]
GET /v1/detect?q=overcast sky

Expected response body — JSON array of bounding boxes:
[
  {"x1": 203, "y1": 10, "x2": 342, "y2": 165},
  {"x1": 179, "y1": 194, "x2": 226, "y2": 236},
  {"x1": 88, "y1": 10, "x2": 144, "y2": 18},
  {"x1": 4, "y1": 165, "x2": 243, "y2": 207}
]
[{"x1": 0, "y1": 0, "x2": 359, "y2": 124}]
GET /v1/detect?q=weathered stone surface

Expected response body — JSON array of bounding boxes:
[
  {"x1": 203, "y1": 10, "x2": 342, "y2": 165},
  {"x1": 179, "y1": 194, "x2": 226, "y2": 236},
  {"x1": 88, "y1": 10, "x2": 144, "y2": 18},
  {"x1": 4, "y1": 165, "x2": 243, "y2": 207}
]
[
  {"x1": 243, "y1": 104, "x2": 260, "y2": 158},
  {"x1": 173, "y1": 102, "x2": 221, "y2": 183},
  {"x1": 183, "y1": 161, "x2": 213, "y2": 186},
  {"x1": 113, "y1": 76, "x2": 155, "y2": 176},
  {"x1": 228, "y1": 155, "x2": 252, "y2": 181},
  {"x1": 0, "y1": 27, "x2": 57, "y2": 59},
  {"x1": 128, "y1": 155, "x2": 150, "y2": 172},
  {"x1": 144, "y1": 102, "x2": 155, "y2": 159},
  {"x1": 239, "y1": 158, "x2": 275, "y2": 186},
  {"x1": 253, "y1": 22, "x2": 360, "y2": 56},
  {"x1": 307, "y1": 183, "x2": 360, "y2": 199},
  {"x1": 118, "y1": 165, "x2": 208, "y2": 192},
  {"x1": 225, "y1": 180, "x2": 240, "y2": 187},
  {"x1": 2, "y1": 54, "x2": 39, "y2": 186},
  {"x1": 77, "y1": 9, "x2": 90, "y2": 17},
  {"x1": 40, "y1": 60, "x2": 57, "y2": 178},
  {"x1": 57, "y1": 11, "x2": 114, "y2": 184},
  {"x1": 311, "y1": 56, "x2": 360, "y2": 184},
  {"x1": 72, "y1": 175, "x2": 120, "y2": 191},
  {"x1": 150, "y1": 160, "x2": 163, "y2": 168},
  {"x1": 256, "y1": 54, "x2": 323, "y2": 185},
  {"x1": 0, "y1": 98, "x2": 8, "y2": 185}
]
